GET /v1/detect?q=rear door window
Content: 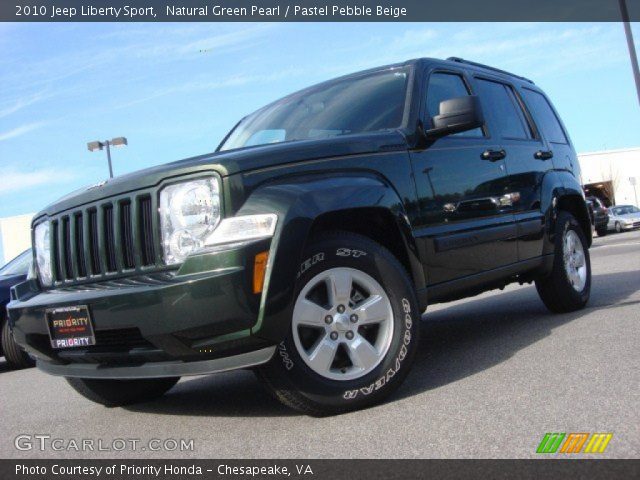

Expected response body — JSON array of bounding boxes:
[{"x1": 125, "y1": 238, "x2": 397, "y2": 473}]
[
  {"x1": 521, "y1": 89, "x2": 568, "y2": 144},
  {"x1": 475, "y1": 79, "x2": 533, "y2": 140}
]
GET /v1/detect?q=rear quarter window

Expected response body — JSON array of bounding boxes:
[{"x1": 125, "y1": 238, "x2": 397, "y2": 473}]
[{"x1": 521, "y1": 89, "x2": 568, "y2": 144}]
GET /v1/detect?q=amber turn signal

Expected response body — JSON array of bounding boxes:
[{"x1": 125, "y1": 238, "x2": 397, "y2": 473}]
[{"x1": 253, "y1": 251, "x2": 269, "y2": 294}]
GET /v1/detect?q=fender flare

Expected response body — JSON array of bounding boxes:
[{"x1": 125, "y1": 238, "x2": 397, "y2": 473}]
[
  {"x1": 234, "y1": 172, "x2": 424, "y2": 343},
  {"x1": 540, "y1": 170, "x2": 592, "y2": 255}
]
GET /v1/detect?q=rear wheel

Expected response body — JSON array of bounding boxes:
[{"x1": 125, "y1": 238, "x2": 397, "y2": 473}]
[
  {"x1": 595, "y1": 226, "x2": 607, "y2": 237},
  {"x1": 257, "y1": 232, "x2": 420, "y2": 416},
  {"x1": 66, "y1": 377, "x2": 179, "y2": 407},
  {"x1": 1, "y1": 319, "x2": 35, "y2": 369},
  {"x1": 536, "y1": 211, "x2": 591, "y2": 313}
]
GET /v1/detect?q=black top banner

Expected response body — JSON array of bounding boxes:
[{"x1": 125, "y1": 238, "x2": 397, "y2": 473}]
[{"x1": 2, "y1": 0, "x2": 640, "y2": 22}]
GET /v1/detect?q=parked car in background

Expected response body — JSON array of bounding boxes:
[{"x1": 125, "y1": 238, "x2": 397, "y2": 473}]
[
  {"x1": 0, "y1": 250, "x2": 35, "y2": 369},
  {"x1": 586, "y1": 196, "x2": 609, "y2": 236},
  {"x1": 607, "y1": 205, "x2": 640, "y2": 233}
]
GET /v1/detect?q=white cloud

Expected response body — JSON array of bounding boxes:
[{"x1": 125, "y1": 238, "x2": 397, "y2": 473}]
[
  {"x1": 113, "y1": 66, "x2": 304, "y2": 109},
  {"x1": 0, "y1": 168, "x2": 78, "y2": 195},
  {"x1": 0, "y1": 122, "x2": 45, "y2": 142},
  {"x1": 0, "y1": 92, "x2": 47, "y2": 119},
  {"x1": 390, "y1": 28, "x2": 438, "y2": 47},
  {"x1": 175, "y1": 25, "x2": 273, "y2": 55},
  {"x1": 327, "y1": 23, "x2": 629, "y2": 81},
  {"x1": 0, "y1": 24, "x2": 274, "y2": 105}
]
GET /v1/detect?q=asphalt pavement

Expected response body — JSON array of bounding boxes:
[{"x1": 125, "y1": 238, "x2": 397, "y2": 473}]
[{"x1": 2, "y1": 230, "x2": 639, "y2": 459}]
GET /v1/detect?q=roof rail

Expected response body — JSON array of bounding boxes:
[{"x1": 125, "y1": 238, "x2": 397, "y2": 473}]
[{"x1": 446, "y1": 57, "x2": 535, "y2": 84}]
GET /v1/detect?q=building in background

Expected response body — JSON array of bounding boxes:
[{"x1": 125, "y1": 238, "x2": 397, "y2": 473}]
[
  {"x1": 0, "y1": 214, "x2": 34, "y2": 265},
  {"x1": 579, "y1": 147, "x2": 640, "y2": 207}
]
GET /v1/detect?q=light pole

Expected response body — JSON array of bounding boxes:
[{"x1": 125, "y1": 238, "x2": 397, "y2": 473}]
[
  {"x1": 619, "y1": 0, "x2": 640, "y2": 106},
  {"x1": 87, "y1": 137, "x2": 128, "y2": 179}
]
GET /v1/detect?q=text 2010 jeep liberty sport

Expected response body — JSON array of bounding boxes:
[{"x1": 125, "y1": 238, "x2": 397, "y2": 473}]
[{"x1": 8, "y1": 57, "x2": 592, "y2": 415}]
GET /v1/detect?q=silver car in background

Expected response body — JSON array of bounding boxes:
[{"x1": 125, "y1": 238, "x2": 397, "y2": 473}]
[{"x1": 607, "y1": 205, "x2": 640, "y2": 233}]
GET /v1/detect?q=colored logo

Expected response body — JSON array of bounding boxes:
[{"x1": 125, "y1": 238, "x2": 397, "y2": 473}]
[{"x1": 536, "y1": 433, "x2": 612, "y2": 454}]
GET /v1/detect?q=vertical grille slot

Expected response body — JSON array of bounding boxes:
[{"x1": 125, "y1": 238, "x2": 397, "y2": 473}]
[
  {"x1": 139, "y1": 196, "x2": 155, "y2": 266},
  {"x1": 75, "y1": 213, "x2": 87, "y2": 277},
  {"x1": 49, "y1": 190, "x2": 161, "y2": 285},
  {"x1": 120, "y1": 201, "x2": 135, "y2": 269},
  {"x1": 88, "y1": 209, "x2": 101, "y2": 275},
  {"x1": 51, "y1": 220, "x2": 61, "y2": 281},
  {"x1": 103, "y1": 205, "x2": 117, "y2": 272},
  {"x1": 62, "y1": 216, "x2": 73, "y2": 279}
]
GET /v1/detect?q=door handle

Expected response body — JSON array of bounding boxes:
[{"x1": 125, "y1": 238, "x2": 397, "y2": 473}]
[
  {"x1": 534, "y1": 150, "x2": 554, "y2": 160},
  {"x1": 481, "y1": 149, "x2": 506, "y2": 161}
]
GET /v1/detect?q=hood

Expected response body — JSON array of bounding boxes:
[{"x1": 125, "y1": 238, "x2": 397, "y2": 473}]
[
  {"x1": 617, "y1": 212, "x2": 640, "y2": 220},
  {"x1": 38, "y1": 131, "x2": 407, "y2": 218}
]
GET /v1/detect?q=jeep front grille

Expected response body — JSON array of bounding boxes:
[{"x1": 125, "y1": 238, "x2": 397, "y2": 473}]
[{"x1": 49, "y1": 192, "x2": 162, "y2": 285}]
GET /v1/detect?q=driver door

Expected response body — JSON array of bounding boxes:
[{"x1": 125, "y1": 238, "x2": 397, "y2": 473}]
[{"x1": 410, "y1": 69, "x2": 518, "y2": 286}]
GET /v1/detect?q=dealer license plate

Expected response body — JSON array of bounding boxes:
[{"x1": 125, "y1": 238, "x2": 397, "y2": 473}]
[{"x1": 46, "y1": 306, "x2": 96, "y2": 349}]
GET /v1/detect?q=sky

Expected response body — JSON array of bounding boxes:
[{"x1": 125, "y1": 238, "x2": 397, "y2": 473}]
[{"x1": 0, "y1": 21, "x2": 639, "y2": 218}]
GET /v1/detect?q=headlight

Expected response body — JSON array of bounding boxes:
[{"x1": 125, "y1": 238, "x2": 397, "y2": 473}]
[
  {"x1": 27, "y1": 258, "x2": 37, "y2": 280},
  {"x1": 160, "y1": 177, "x2": 221, "y2": 265},
  {"x1": 205, "y1": 214, "x2": 277, "y2": 246},
  {"x1": 34, "y1": 222, "x2": 53, "y2": 286}
]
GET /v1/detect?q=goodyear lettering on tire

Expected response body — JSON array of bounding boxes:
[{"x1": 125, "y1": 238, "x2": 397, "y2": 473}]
[
  {"x1": 278, "y1": 341, "x2": 294, "y2": 370},
  {"x1": 343, "y1": 297, "x2": 412, "y2": 400}
]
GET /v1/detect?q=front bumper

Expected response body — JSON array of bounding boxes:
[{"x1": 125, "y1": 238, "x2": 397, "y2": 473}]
[
  {"x1": 38, "y1": 346, "x2": 276, "y2": 379},
  {"x1": 619, "y1": 222, "x2": 640, "y2": 230},
  {"x1": 7, "y1": 240, "x2": 275, "y2": 376}
]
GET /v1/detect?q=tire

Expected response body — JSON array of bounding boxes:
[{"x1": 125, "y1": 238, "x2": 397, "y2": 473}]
[
  {"x1": 256, "y1": 232, "x2": 420, "y2": 416},
  {"x1": 535, "y1": 211, "x2": 591, "y2": 313},
  {"x1": 595, "y1": 226, "x2": 607, "y2": 237},
  {"x1": 66, "y1": 377, "x2": 180, "y2": 407},
  {"x1": 615, "y1": 222, "x2": 622, "y2": 233},
  {"x1": 1, "y1": 319, "x2": 35, "y2": 369}
]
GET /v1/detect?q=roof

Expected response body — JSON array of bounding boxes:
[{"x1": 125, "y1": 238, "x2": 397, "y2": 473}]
[{"x1": 444, "y1": 57, "x2": 535, "y2": 84}]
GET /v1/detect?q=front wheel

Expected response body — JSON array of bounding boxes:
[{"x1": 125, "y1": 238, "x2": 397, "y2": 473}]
[
  {"x1": 615, "y1": 222, "x2": 622, "y2": 233},
  {"x1": 66, "y1": 377, "x2": 180, "y2": 407},
  {"x1": 257, "y1": 232, "x2": 420, "y2": 416},
  {"x1": 595, "y1": 226, "x2": 607, "y2": 237},
  {"x1": 535, "y1": 211, "x2": 591, "y2": 313}
]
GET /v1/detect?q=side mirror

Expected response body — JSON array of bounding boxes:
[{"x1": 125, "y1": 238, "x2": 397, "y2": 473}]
[{"x1": 427, "y1": 95, "x2": 484, "y2": 138}]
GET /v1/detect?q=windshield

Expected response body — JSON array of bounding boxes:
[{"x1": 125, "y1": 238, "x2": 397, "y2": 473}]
[
  {"x1": 219, "y1": 67, "x2": 410, "y2": 151},
  {"x1": 0, "y1": 250, "x2": 31, "y2": 277},
  {"x1": 614, "y1": 206, "x2": 640, "y2": 215}
]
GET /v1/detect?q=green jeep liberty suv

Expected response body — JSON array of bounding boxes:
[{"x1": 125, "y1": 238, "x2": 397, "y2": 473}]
[{"x1": 8, "y1": 57, "x2": 592, "y2": 415}]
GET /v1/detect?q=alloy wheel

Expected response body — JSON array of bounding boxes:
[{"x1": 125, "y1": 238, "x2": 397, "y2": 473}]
[
  {"x1": 291, "y1": 267, "x2": 394, "y2": 381},
  {"x1": 563, "y1": 229, "x2": 587, "y2": 292}
]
